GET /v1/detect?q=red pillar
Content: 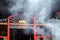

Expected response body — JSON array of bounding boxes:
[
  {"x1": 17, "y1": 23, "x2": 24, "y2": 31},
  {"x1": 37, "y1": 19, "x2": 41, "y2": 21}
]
[
  {"x1": 34, "y1": 18, "x2": 37, "y2": 40},
  {"x1": 7, "y1": 16, "x2": 10, "y2": 40}
]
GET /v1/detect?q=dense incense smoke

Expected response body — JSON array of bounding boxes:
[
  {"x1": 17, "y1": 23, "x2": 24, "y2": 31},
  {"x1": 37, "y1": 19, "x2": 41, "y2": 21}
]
[{"x1": 8, "y1": 0, "x2": 60, "y2": 40}]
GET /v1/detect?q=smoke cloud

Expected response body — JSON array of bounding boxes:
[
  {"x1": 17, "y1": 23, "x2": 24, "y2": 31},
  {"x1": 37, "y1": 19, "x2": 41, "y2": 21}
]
[{"x1": 8, "y1": 0, "x2": 60, "y2": 40}]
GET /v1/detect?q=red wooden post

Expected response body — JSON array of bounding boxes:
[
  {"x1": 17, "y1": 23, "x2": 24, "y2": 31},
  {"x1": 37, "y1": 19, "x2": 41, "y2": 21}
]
[
  {"x1": 34, "y1": 18, "x2": 37, "y2": 40},
  {"x1": 7, "y1": 16, "x2": 11, "y2": 40}
]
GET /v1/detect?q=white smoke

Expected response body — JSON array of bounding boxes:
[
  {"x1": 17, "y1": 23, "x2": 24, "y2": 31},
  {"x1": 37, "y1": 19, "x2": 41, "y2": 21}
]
[
  {"x1": 23, "y1": 0, "x2": 60, "y2": 40},
  {"x1": 8, "y1": 0, "x2": 60, "y2": 40},
  {"x1": 23, "y1": 0, "x2": 53, "y2": 23},
  {"x1": 46, "y1": 19, "x2": 60, "y2": 40},
  {"x1": 8, "y1": 0, "x2": 25, "y2": 14}
]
